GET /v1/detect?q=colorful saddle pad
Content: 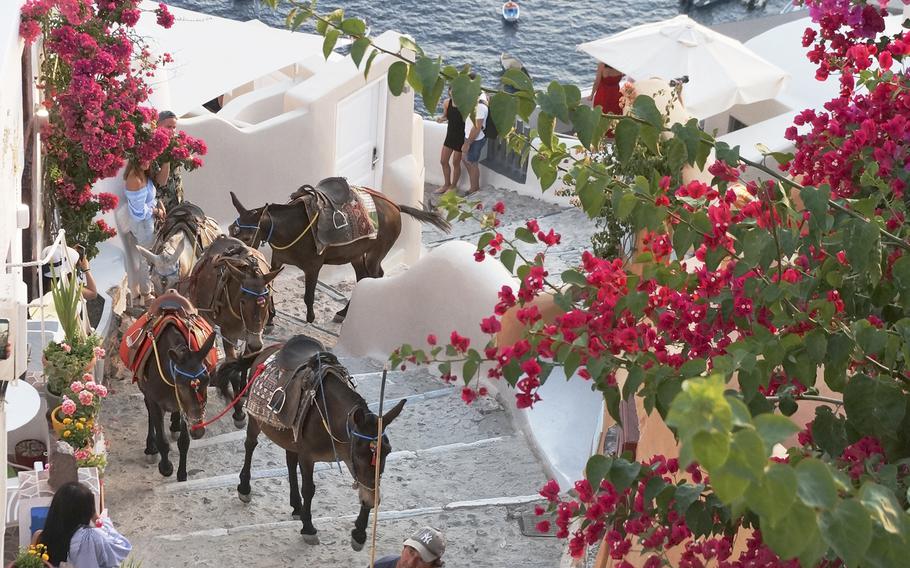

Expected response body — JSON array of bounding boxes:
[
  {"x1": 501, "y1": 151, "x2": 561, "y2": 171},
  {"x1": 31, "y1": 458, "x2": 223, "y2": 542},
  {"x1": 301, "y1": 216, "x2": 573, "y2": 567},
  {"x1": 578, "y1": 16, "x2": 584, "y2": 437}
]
[
  {"x1": 244, "y1": 351, "x2": 317, "y2": 440},
  {"x1": 119, "y1": 312, "x2": 219, "y2": 382}
]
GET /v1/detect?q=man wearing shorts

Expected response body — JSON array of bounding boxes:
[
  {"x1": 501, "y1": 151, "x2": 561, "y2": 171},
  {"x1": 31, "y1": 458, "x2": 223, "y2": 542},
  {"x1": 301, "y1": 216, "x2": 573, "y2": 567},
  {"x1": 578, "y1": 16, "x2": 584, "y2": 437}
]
[{"x1": 461, "y1": 93, "x2": 488, "y2": 195}]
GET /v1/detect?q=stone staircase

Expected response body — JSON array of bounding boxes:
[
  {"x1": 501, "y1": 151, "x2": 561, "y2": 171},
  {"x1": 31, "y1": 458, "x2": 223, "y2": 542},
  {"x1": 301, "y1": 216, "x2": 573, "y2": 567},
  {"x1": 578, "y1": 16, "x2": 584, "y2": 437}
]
[{"x1": 101, "y1": 354, "x2": 562, "y2": 567}]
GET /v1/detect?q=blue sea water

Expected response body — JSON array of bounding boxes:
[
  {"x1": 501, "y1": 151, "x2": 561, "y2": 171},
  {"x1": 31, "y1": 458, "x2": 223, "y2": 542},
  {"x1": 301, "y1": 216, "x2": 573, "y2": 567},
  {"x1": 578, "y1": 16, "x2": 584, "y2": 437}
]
[{"x1": 165, "y1": 0, "x2": 793, "y2": 101}]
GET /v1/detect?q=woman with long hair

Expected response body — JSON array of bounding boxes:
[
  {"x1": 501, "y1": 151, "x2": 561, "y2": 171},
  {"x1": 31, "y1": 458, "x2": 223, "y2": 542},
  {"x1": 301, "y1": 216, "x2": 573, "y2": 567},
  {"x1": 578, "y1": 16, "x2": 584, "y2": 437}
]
[
  {"x1": 114, "y1": 158, "x2": 163, "y2": 308},
  {"x1": 36, "y1": 482, "x2": 131, "y2": 567}
]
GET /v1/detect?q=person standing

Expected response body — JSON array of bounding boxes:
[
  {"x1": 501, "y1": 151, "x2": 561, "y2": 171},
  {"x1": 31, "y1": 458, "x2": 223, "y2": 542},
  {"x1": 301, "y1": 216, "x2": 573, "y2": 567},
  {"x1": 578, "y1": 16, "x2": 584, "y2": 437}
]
[
  {"x1": 590, "y1": 62, "x2": 624, "y2": 115},
  {"x1": 461, "y1": 90, "x2": 488, "y2": 196},
  {"x1": 116, "y1": 159, "x2": 163, "y2": 308},
  {"x1": 372, "y1": 526, "x2": 446, "y2": 568},
  {"x1": 435, "y1": 93, "x2": 465, "y2": 195},
  {"x1": 150, "y1": 110, "x2": 183, "y2": 213},
  {"x1": 35, "y1": 481, "x2": 132, "y2": 568}
]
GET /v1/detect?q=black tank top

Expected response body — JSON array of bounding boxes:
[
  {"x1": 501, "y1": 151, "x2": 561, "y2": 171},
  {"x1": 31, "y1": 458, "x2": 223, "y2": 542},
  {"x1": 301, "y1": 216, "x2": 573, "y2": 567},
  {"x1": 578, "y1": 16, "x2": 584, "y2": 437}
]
[{"x1": 446, "y1": 103, "x2": 465, "y2": 138}]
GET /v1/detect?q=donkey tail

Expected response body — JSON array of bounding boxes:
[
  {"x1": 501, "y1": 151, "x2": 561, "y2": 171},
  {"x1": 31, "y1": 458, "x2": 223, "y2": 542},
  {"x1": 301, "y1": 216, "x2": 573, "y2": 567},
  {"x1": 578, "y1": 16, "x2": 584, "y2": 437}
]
[
  {"x1": 213, "y1": 354, "x2": 257, "y2": 402},
  {"x1": 398, "y1": 202, "x2": 452, "y2": 233}
]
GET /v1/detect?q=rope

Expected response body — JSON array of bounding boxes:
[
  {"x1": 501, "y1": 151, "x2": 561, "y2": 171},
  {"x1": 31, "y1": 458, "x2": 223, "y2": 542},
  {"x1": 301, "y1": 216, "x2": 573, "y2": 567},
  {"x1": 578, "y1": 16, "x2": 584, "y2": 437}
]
[
  {"x1": 269, "y1": 211, "x2": 319, "y2": 251},
  {"x1": 150, "y1": 334, "x2": 186, "y2": 419},
  {"x1": 189, "y1": 363, "x2": 259, "y2": 431},
  {"x1": 368, "y1": 366, "x2": 389, "y2": 568}
]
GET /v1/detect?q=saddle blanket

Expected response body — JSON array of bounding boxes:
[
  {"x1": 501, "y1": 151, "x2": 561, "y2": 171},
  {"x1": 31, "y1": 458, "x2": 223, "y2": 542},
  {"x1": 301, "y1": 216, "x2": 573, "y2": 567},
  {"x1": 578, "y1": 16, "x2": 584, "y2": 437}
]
[
  {"x1": 304, "y1": 186, "x2": 380, "y2": 255},
  {"x1": 244, "y1": 351, "x2": 317, "y2": 440},
  {"x1": 119, "y1": 313, "x2": 219, "y2": 382}
]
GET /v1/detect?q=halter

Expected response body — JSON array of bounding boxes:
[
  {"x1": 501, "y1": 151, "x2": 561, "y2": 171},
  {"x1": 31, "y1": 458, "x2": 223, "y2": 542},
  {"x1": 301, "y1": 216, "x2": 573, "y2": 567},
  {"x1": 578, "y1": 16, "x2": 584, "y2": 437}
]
[
  {"x1": 233, "y1": 205, "x2": 318, "y2": 252},
  {"x1": 153, "y1": 264, "x2": 180, "y2": 278},
  {"x1": 149, "y1": 334, "x2": 207, "y2": 426},
  {"x1": 168, "y1": 360, "x2": 208, "y2": 404}
]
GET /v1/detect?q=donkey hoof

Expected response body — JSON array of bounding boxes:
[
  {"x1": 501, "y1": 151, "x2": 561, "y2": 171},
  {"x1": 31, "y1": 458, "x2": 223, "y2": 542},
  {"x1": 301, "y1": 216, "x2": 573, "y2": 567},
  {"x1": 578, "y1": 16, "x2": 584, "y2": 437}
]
[
  {"x1": 144, "y1": 452, "x2": 158, "y2": 464},
  {"x1": 237, "y1": 487, "x2": 252, "y2": 503},
  {"x1": 301, "y1": 531, "x2": 320, "y2": 545},
  {"x1": 159, "y1": 462, "x2": 174, "y2": 477},
  {"x1": 291, "y1": 508, "x2": 301, "y2": 520},
  {"x1": 177, "y1": 472, "x2": 187, "y2": 482},
  {"x1": 233, "y1": 417, "x2": 247, "y2": 430},
  {"x1": 351, "y1": 537, "x2": 365, "y2": 552}
]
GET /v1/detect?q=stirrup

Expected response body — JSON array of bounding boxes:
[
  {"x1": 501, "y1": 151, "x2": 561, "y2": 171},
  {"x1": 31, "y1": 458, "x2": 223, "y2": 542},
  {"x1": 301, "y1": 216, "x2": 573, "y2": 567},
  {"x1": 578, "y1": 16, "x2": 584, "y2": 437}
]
[
  {"x1": 332, "y1": 209, "x2": 349, "y2": 230},
  {"x1": 268, "y1": 387, "x2": 286, "y2": 414}
]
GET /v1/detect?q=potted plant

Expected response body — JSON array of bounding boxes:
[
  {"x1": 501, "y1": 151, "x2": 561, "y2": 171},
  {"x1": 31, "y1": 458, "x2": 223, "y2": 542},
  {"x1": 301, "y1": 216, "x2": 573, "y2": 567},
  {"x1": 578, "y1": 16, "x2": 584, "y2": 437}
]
[
  {"x1": 50, "y1": 374, "x2": 107, "y2": 451},
  {"x1": 8, "y1": 543, "x2": 51, "y2": 568},
  {"x1": 42, "y1": 266, "x2": 105, "y2": 406}
]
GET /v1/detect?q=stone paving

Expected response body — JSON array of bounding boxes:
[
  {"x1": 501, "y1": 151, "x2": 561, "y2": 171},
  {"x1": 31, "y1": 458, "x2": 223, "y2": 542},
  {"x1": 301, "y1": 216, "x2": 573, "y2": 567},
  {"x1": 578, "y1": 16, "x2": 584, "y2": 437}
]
[{"x1": 88, "y1": 184, "x2": 596, "y2": 567}]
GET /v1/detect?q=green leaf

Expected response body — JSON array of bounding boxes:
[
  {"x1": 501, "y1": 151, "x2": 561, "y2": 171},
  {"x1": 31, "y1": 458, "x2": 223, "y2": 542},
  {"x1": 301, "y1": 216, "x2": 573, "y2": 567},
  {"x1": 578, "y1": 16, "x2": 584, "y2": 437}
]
[
  {"x1": 859, "y1": 482, "x2": 906, "y2": 536},
  {"x1": 762, "y1": 502, "x2": 818, "y2": 560},
  {"x1": 386, "y1": 61, "x2": 408, "y2": 96},
  {"x1": 561, "y1": 269, "x2": 588, "y2": 287},
  {"x1": 451, "y1": 73, "x2": 482, "y2": 118},
  {"x1": 638, "y1": 124, "x2": 659, "y2": 154},
  {"x1": 820, "y1": 499, "x2": 873, "y2": 567},
  {"x1": 753, "y1": 414, "x2": 799, "y2": 449},
  {"x1": 680, "y1": 358, "x2": 706, "y2": 378},
  {"x1": 799, "y1": 185, "x2": 831, "y2": 238},
  {"x1": 362, "y1": 50, "x2": 379, "y2": 79},
  {"x1": 410, "y1": 55, "x2": 441, "y2": 95},
  {"x1": 514, "y1": 226, "x2": 537, "y2": 244},
  {"x1": 745, "y1": 462, "x2": 797, "y2": 526},
  {"x1": 424, "y1": 77, "x2": 446, "y2": 116},
  {"x1": 489, "y1": 92, "x2": 518, "y2": 138},
  {"x1": 805, "y1": 329, "x2": 828, "y2": 364},
  {"x1": 322, "y1": 28, "x2": 341, "y2": 59},
  {"x1": 537, "y1": 81, "x2": 570, "y2": 123},
  {"x1": 673, "y1": 483, "x2": 705, "y2": 513},
  {"x1": 865, "y1": 525, "x2": 910, "y2": 568},
  {"x1": 631, "y1": 95, "x2": 663, "y2": 128},
  {"x1": 340, "y1": 17, "x2": 366, "y2": 36},
  {"x1": 667, "y1": 138, "x2": 687, "y2": 172},
  {"x1": 563, "y1": 349, "x2": 581, "y2": 379},
  {"x1": 711, "y1": 464, "x2": 751, "y2": 502},
  {"x1": 844, "y1": 374, "x2": 905, "y2": 442},
  {"x1": 398, "y1": 35, "x2": 421, "y2": 54},
  {"x1": 796, "y1": 457, "x2": 838, "y2": 510},
  {"x1": 615, "y1": 192, "x2": 637, "y2": 221},
  {"x1": 693, "y1": 430, "x2": 729, "y2": 470},
  {"x1": 608, "y1": 459, "x2": 641, "y2": 492},
  {"x1": 586, "y1": 454, "x2": 612, "y2": 488},
  {"x1": 571, "y1": 105, "x2": 606, "y2": 150},
  {"x1": 462, "y1": 357, "x2": 478, "y2": 382},
  {"x1": 502, "y1": 68, "x2": 533, "y2": 92},
  {"x1": 613, "y1": 119, "x2": 639, "y2": 163},
  {"x1": 536, "y1": 111, "x2": 555, "y2": 147},
  {"x1": 813, "y1": 406, "x2": 848, "y2": 458},
  {"x1": 844, "y1": 218, "x2": 882, "y2": 277},
  {"x1": 499, "y1": 249, "x2": 517, "y2": 273},
  {"x1": 349, "y1": 38, "x2": 370, "y2": 68}
]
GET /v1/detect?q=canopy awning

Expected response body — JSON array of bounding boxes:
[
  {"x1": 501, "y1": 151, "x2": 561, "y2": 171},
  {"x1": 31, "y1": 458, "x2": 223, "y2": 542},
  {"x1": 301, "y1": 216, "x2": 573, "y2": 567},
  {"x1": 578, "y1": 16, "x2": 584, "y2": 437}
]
[
  {"x1": 578, "y1": 15, "x2": 790, "y2": 119},
  {"x1": 136, "y1": 2, "x2": 327, "y2": 116}
]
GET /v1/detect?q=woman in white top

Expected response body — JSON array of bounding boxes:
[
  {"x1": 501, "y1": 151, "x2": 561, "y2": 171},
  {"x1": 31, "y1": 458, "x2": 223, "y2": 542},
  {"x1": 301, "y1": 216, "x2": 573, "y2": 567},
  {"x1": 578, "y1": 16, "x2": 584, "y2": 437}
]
[{"x1": 115, "y1": 160, "x2": 163, "y2": 308}]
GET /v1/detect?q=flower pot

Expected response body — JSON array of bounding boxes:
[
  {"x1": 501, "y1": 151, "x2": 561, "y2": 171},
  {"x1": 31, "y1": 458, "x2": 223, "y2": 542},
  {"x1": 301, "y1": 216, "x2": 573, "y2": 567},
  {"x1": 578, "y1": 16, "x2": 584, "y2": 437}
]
[
  {"x1": 43, "y1": 353, "x2": 97, "y2": 401},
  {"x1": 50, "y1": 406, "x2": 68, "y2": 437}
]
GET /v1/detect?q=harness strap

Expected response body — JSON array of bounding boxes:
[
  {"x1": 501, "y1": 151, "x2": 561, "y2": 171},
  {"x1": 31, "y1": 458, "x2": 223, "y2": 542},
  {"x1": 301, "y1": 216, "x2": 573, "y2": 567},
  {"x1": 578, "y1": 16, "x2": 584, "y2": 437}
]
[{"x1": 269, "y1": 211, "x2": 319, "y2": 251}]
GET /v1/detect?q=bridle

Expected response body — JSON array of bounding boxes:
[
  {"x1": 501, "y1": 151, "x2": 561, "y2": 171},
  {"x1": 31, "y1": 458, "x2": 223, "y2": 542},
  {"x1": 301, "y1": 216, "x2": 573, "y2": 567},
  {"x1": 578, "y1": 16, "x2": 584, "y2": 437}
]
[
  {"x1": 231, "y1": 205, "x2": 272, "y2": 249},
  {"x1": 149, "y1": 335, "x2": 208, "y2": 427}
]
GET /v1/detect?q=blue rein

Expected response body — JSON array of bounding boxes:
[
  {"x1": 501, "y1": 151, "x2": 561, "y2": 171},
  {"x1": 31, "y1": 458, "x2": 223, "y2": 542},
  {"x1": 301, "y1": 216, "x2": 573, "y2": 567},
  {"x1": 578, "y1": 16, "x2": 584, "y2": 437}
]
[
  {"x1": 169, "y1": 360, "x2": 207, "y2": 379},
  {"x1": 232, "y1": 217, "x2": 274, "y2": 244},
  {"x1": 240, "y1": 286, "x2": 270, "y2": 298}
]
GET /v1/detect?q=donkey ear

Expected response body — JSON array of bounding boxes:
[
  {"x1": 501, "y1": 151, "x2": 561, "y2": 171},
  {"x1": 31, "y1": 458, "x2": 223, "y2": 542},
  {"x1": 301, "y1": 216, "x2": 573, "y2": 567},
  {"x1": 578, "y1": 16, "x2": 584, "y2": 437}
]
[
  {"x1": 136, "y1": 245, "x2": 159, "y2": 266},
  {"x1": 230, "y1": 191, "x2": 248, "y2": 214},
  {"x1": 167, "y1": 347, "x2": 182, "y2": 363},
  {"x1": 381, "y1": 399, "x2": 406, "y2": 427},
  {"x1": 262, "y1": 267, "x2": 284, "y2": 285},
  {"x1": 168, "y1": 237, "x2": 186, "y2": 262},
  {"x1": 352, "y1": 406, "x2": 367, "y2": 428},
  {"x1": 197, "y1": 332, "x2": 217, "y2": 356}
]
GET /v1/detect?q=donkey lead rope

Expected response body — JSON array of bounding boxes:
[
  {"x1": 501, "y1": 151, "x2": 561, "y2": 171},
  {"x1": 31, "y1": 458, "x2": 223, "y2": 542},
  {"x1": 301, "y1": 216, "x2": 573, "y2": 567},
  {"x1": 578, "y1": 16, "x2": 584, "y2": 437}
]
[
  {"x1": 368, "y1": 366, "x2": 389, "y2": 568},
  {"x1": 268, "y1": 211, "x2": 319, "y2": 251},
  {"x1": 149, "y1": 334, "x2": 188, "y2": 420}
]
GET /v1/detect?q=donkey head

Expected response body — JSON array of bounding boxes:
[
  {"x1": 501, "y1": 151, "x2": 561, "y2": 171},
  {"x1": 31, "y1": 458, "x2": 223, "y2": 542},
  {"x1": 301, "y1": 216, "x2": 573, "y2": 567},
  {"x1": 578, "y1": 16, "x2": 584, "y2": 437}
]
[
  {"x1": 229, "y1": 192, "x2": 268, "y2": 249},
  {"x1": 167, "y1": 331, "x2": 217, "y2": 439},
  {"x1": 349, "y1": 399, "x2": 406, "y2": 507},
  {"x1": 225, "y1": 261, "x2": 282, "y2": 353},
  {"x1": 137, "y1": 237, "x2": 186, "y2": 296}
]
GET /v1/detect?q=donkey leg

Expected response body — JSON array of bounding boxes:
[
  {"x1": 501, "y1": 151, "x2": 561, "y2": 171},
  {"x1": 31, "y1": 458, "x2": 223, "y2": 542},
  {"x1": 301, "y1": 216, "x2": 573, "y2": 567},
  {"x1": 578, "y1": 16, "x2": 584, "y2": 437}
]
[
  {"x1": 176, "y1": 420, "x2": 191, "y2": 482},
  {"x1": 286, "y1": 450, "x2": 302, "y2": 519},
  {"x1": 237, "y1": 418, "x2": 260, "y2": 502},
  {"x1": 264, "y1": 261, "x2": 283, "y2": 333},
  {"x1": 143, "y1": 397, "x2": 159, "y2": 464},
  {"x1": 303, "y1": 264, "x2": 322, "y2": 323},
  {"x1": 150, "y1": 402, "x2": 173, "y2": 477},
  {"x1": 299, "y1": 456, "x2": 319, "y2": 544},
  {"x1": 169, "y1": 411, "x2": 182, "y2": 441},
  {"x1": 351, "y1": 502, "x2": 371, "y2": 551},
  {"x1": 333, "y1": 258, "x2": 368, "y2": 323}
]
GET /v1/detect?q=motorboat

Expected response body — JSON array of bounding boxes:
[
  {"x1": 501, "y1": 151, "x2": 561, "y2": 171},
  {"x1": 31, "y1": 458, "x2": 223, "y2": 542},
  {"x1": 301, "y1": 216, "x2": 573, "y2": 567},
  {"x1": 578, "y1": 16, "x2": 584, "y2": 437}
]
[{"x1": 502, "y1": 1, "x2": 520, "y2": 23}]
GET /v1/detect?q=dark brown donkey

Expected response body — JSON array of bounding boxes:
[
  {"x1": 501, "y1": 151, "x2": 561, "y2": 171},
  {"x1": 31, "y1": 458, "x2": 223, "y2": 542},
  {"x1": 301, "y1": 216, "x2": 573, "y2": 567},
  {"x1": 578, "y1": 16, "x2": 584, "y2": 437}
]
[
  {"x1": 229, "y1": 177, "x2": 451, "y2": 323},
  {"x1": 216, "y1": 335, "x2": 406, "y2": 550},
  {"x1": 120, "y1": 294, "x2": 220, "y2": 482},
  {"x1": 181, "y1": 235, "x2": 281, "y2": 427}
]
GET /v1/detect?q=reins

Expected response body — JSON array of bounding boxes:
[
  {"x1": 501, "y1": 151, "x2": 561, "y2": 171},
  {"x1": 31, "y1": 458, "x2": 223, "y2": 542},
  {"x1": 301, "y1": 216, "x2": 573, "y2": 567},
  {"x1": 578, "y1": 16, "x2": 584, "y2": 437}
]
[
  {"x1": 232, "y1": 205, "x2": 319, "y2": 251},
  {"x1": 149, "y1": 332, "x2": 206, "y2": 428}
]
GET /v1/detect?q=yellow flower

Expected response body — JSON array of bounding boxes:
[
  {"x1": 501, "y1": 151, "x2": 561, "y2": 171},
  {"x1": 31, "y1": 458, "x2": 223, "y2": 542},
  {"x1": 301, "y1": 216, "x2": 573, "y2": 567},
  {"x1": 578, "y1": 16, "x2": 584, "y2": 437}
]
[
  {"x1": 79, "y1": 417, "x2": 86, "y2": 422},
  {"x1": 75, "y1": 422, "x2": 84, "y2": 430},
  {"x1": 63, "y1": 417, "x2": 72, "y2": 424},
  {"x1": 42, "y1": 554, "x2": 49, "y2": 561},
  {"x1": 63, "y1": 430, "x2": 71, "y2": 438}
]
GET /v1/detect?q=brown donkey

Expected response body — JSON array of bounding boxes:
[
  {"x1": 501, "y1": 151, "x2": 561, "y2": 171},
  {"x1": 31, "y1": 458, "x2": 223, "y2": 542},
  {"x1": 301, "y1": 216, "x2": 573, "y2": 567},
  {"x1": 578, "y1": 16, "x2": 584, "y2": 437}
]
[{"x1": 229, "y1": 178, "x2": 450, "y2": 323}]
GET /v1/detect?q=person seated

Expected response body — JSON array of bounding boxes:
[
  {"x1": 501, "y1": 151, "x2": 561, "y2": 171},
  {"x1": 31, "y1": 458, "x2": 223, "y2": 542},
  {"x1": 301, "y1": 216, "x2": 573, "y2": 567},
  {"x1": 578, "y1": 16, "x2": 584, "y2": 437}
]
[
  {"x1": 35, "y1": 481, "x2": 132, "y2": 568},
  {"x1": 372, "y1": 526, "x2": 446, "y2": 568}
]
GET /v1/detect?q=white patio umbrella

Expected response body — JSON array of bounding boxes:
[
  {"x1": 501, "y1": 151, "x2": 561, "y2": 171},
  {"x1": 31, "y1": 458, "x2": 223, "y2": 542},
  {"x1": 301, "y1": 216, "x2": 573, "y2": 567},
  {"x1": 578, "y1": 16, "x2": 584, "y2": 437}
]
[{"x1": 578, "y1": 15, "x2": 789, "y2": 119}]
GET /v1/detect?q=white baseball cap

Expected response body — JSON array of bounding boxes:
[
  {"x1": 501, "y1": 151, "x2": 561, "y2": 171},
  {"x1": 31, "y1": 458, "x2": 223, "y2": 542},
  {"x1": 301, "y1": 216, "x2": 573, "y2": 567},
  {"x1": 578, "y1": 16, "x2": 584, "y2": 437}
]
[{"x1": 42, "y1": 245, "x2": 80, "y2": 278}]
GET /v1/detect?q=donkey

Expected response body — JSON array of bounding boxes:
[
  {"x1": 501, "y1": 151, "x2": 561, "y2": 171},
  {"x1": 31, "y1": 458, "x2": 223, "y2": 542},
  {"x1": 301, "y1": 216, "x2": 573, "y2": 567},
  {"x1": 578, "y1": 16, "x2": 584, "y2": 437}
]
[
  {"x1": 136, "y1": 325, "x2": 219, "y2": 482},
  {"x1": 137, "y1": 201, "x2": 223, "y2": 295},
  {"x1": 229, "y1": 179, "x2": 451, "y2": 324},
  {"x1": 182, "y1": 235, "x2": 281, "y2": 427},
  {"x1": 216, "y1": 335, "x2": 406, "y2": 550}
]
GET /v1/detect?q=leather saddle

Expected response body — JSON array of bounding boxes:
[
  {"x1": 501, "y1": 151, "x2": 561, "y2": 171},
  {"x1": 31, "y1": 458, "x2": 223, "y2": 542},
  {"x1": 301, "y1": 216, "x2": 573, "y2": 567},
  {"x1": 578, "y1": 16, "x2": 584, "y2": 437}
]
[
  {"x1": 147, "y1": 289, "x2": 197, "y2": 319},
  {"x1": 155, "y1": 201, "x2": 212, "y2": 253},
  {"x1": 291, "y1": 177, "x2": 354, "y2": 230}
]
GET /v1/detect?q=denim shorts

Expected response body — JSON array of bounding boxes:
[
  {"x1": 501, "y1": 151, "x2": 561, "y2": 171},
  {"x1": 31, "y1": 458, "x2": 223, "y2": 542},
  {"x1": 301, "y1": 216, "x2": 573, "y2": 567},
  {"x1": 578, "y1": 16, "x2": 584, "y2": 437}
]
[{"x1": 465, "y1": 138, "x2": 487, "y2": 163}]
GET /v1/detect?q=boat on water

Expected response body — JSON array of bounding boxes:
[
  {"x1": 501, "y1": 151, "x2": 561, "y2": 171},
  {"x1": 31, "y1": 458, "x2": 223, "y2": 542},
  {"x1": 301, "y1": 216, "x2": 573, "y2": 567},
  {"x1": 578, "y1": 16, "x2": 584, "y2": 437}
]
[{"x1": 502, "y1": 1, "x2": 519, "y2": 23}]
